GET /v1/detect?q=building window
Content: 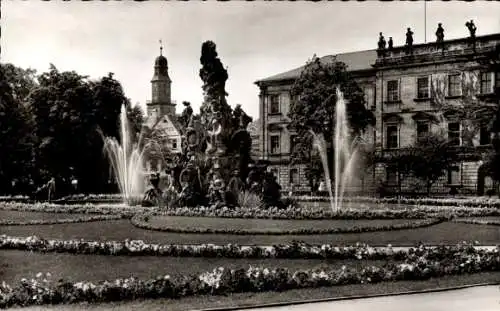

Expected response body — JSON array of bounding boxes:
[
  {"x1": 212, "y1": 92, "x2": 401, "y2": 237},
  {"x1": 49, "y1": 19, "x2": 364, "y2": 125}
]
[
  {"x1": 417, "y1": 76, "x2": 430, "y2": 99},
  {"x1": 270, "y1": 135, "x2": 280, "y2": 154},
  {"x1": 387, "y1": 80, "x2": 399, "y2": 102},
  {"x1": 289, "y1": 168, "x2": 299, "y2": 185},
  {"x1": 480, "y1": 125, "x2": 491, "y2": 145},
  {"x1": 448, "y1": 74, "x2": 461, "y2": 97},
  {"x1": 170, "y1": 139, "x2": 177, "y2": 149},
  {"x1": 447, "y1": 165, "x2": 460, "y2": 185},
  {"x1": 496, "y1": 72, "x2": 500, "y2": 89},
  {"x1": 269, "y1": 95, "x2": 280, "y2": 114},
  {"x1": 480, "y1": 72, "x2": 493, "y2": 94},
  {"x1": 386, "y1": 124, "x2": 399, "y2": 149},
  {"x1": 386, "y1": 166, "x2": 398, "y2": 186},
  {"x1": 416, "y1": 122, "x2": 429, "y2": 141},
  {"x1": 289, "y1": 134, "x2": 298, "y2": 154},
  {"x1": 447, "y1": 122, "x2": 460, "y2": 146}
]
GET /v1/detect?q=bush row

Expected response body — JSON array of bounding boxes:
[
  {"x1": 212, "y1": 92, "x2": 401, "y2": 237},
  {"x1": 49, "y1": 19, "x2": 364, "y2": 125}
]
[
  {"x1": 293, "y1": 196, "x2": 500, "y2": 207},
  {"x1": 4, "y1": 194, "x2": 500, "y2": 208},
  {"x1": 0, "y1": 202, "x2": 157, "y2": 218},
  {"x1": 1, "y1": 243, "x2": 499, "y2": 308},
  {"x1": 131, "y1": 215, "x2": 445, "y2": 235},
  {"x1": 0, "y1": 215, "x2": 124, "y2": 226}
]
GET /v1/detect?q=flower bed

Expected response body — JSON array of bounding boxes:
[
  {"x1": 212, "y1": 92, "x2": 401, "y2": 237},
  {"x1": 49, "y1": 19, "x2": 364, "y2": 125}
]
[
  {"x1": 0, "y1": 215, "x2": 124, "y2": 226},
  {"x1": 293, "y1": 196, "x2": 500, "y2": 208},
  {"x1": 131, "y1": 214, "x2": 445, "y2": 235},
  {"x1": 0, "y1": 202, "x2": 158, "y2": 218},
  {"x1": 153, "y1": 205, "x2": 500, "y2": 220},
  {"x1": 452, "y1": 218, "x2": 500, "y2": 226},
  {"x1": 1, "y1": 234, "x2": 495, "y2": 261},
  {"x1": 0, "y1": 234, "x2": 411, "y2": 259},
  {"x1": 2, "y1": 202, "x2": 500, "y2": 221},
  {"x1": 0, "y1": 242, "x2": 499, "y2": 308}
]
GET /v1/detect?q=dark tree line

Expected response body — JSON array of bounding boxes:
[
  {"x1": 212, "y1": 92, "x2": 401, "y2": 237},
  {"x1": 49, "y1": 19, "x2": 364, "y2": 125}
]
[{"x1": 0, "y1": 63, "x2": 144, "y2": 195}]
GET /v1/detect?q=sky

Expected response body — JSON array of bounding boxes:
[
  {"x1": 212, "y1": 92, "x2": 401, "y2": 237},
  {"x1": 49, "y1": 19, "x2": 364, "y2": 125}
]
[{"x1": 2, "y1": 1, "x2": 500, "y2": 119}]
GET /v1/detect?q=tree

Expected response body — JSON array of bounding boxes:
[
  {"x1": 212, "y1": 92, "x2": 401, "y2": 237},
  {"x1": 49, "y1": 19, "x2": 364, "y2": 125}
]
[
  {"x1": 29, "y1": 65, "x2": 129, "y2": 193},
  {"x1": 126, "y1": 103, "x2": 144, "y2": 144},
  {"x1": 410, "y1": 133, "x2": 456, "y2": 195},
  {"x1": 484, "y1": 43, "x2": 500, "y2": 195},
  {"x1": 0, "y1": 63, "x2": 37, "y2": 193},
  {"x1": 288, "y1": 55, "x2": 375, "y2": 187}
]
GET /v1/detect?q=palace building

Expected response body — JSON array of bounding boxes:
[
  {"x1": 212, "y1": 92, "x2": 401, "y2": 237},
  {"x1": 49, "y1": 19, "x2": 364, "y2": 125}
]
[{"x1": 255, "y1": 30, "x2": 500, "y2": 195}]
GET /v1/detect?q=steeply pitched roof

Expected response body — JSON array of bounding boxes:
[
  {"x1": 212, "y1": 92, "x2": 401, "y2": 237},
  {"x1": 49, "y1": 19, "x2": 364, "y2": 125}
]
[
  {"x1": 255, "y1": 49, "x2": 378, "y2": 84},
  {"x1": 144, "y1": 113, "x2": 184, "y2": 135}
]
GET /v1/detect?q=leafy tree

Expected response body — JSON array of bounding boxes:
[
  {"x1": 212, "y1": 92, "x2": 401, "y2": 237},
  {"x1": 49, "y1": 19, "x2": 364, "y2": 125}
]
[
  {"x1": 382, "y1": 149, "x2": 420, "y2": 195},
  {"x1": 410, "y1": 133, "x2": 456, "y2": 195},
  {"x1": 29, "y1": 65, "x2": 129, "y2": 193},
  {"x1": 126, "y1": 103, "x2": 144, "y2": 144},
  {"x1": 430, "y1": 68, "x2": 497, "y2": 147},
  {"x1": 0, "y1": 64, "x2": 37, "y2": 193},
  {"x1": 289, "y1": 55, "x2": 375, "y2": 187}
]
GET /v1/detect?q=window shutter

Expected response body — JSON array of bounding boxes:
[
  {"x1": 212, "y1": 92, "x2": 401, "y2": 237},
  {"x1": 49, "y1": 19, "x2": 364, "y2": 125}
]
[
  {"x1": 428, "y1": 75, "x2": 432, "y2": 98},
  {"x1": 490, "y1": 72, "x2": 495, "y2": 94},
  {"x1": 398, "y1": 78, "x2": 402, "y2": 101}
]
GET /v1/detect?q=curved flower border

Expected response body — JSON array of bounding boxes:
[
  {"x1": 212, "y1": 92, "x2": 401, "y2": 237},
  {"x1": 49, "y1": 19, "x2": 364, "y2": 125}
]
[
  {"x1": 2, "y1": 202, "x2": 500, "y2": 221},
  {"x1": 0, "y1": 242, "x2": 499, "y2": 308},
  {"x1": 0, "y1": 215, "x2": 124, "y2": 226},
  {"x1": 452, "y1": 218, "x2": 500, "y2": 226},
  {"x1": 131, "y1": 215, "x2": 445, "y2": 235}
]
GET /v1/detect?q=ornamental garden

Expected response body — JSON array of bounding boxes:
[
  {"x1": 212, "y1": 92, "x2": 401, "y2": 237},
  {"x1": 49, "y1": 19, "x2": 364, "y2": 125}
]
[{"x1": 1, "y1": 41, "x2": 500, "y2": 309}]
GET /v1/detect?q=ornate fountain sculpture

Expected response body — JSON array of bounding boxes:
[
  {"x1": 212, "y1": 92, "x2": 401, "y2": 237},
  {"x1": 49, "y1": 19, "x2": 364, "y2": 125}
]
[{"x1": 177, "y1": 115, "x2": 204, "y2": 207}]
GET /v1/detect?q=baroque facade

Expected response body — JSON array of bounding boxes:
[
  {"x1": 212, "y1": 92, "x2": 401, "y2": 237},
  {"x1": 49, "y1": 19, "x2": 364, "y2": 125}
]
[{"x1": 255, "y1": 32, "x2": 500, "y2": 195}]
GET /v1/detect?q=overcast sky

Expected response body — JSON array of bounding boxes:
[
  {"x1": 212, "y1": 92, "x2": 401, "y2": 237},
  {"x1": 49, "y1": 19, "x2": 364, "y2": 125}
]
[{"x1": 2, "y1": 1, "x2": 499, "y2": 119}]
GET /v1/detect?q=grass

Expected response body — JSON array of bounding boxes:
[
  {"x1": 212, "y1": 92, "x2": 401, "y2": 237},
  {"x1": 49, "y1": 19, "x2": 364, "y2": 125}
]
[
  {"x1": 146, "y1": 216, "x2": 415, "y2": 232},
  {"x1": 14, "y1": 272, "x2": 500, "y2": 311},
  {"x1": 2, "y1": 220, "x2": 500, "y2": 246},
  {"x1": 1, "y1": 208, "x2": 500, "y2": 310},
  {"x1": 0, "y1": 250, "x2": 390, "y2": 284}
]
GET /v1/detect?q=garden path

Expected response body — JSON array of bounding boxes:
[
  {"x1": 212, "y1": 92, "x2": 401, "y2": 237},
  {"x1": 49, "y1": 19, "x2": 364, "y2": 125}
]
[{"x1": 246, "y1": 285, "x2": 500, "y2": 311}]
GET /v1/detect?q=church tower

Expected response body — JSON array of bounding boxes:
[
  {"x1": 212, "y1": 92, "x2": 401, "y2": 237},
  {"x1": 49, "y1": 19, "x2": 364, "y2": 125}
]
[{"x1": 147, "y1": 42, "x2": 175, "y2": 120}]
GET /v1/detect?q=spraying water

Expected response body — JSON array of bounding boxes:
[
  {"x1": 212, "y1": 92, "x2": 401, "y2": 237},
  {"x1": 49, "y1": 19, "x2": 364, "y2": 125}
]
[
  {"x1": 311, "y1": 88, "x2": 360, "y2": 211},
  {"x1": 102, "y1": 105, "x2": 146, "y2": 203}
]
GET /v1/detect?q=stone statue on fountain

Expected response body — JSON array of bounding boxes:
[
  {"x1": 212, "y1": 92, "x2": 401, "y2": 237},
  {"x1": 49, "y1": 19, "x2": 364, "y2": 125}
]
[
  {"x1": 177, "y1": 116, "x2": 205, "y2": 207},
  {"x1": 141, "y1": 173, "x2": 163, "y2": 207}
]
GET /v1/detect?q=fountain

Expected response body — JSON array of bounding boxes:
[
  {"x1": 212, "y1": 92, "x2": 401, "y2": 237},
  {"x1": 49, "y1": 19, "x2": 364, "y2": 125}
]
[
  {"x1": 310, "y1": 88, "x2": 360, "y2": 211},
  {"x1": 102, "y1": 105, "x2": 146, "y2": 204}
]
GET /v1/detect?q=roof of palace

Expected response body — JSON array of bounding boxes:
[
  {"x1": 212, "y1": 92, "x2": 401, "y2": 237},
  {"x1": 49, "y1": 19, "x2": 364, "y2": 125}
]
[{"x1": 255, "y1": 49, "x2": 378, "y2": 84}]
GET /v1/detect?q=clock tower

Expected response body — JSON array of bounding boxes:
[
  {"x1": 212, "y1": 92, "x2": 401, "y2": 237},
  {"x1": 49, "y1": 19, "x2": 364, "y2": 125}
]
[{"x1": 147, "y1": 42, "x2": 175, "y2": 119}]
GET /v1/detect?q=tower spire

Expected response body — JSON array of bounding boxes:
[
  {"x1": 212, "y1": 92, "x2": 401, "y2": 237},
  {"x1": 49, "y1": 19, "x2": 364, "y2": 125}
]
[{"x1": 159, "y1": 39, "x2": 163, "y2": 56}]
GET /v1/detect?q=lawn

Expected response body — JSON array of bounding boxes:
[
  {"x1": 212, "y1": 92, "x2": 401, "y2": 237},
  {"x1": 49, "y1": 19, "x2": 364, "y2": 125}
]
[
  {"x1": 2, "y1": 207, "x2": 500, "y2": 309},
  {"x1": 145, "y1": 215, "x2": 416, "y2": 232},
  {"x1": 2, "y1": 219, "x2": 500, "y2": 246},
  {"x1": 0, "y1": 250, "x2": 390, "y2": 284}
]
